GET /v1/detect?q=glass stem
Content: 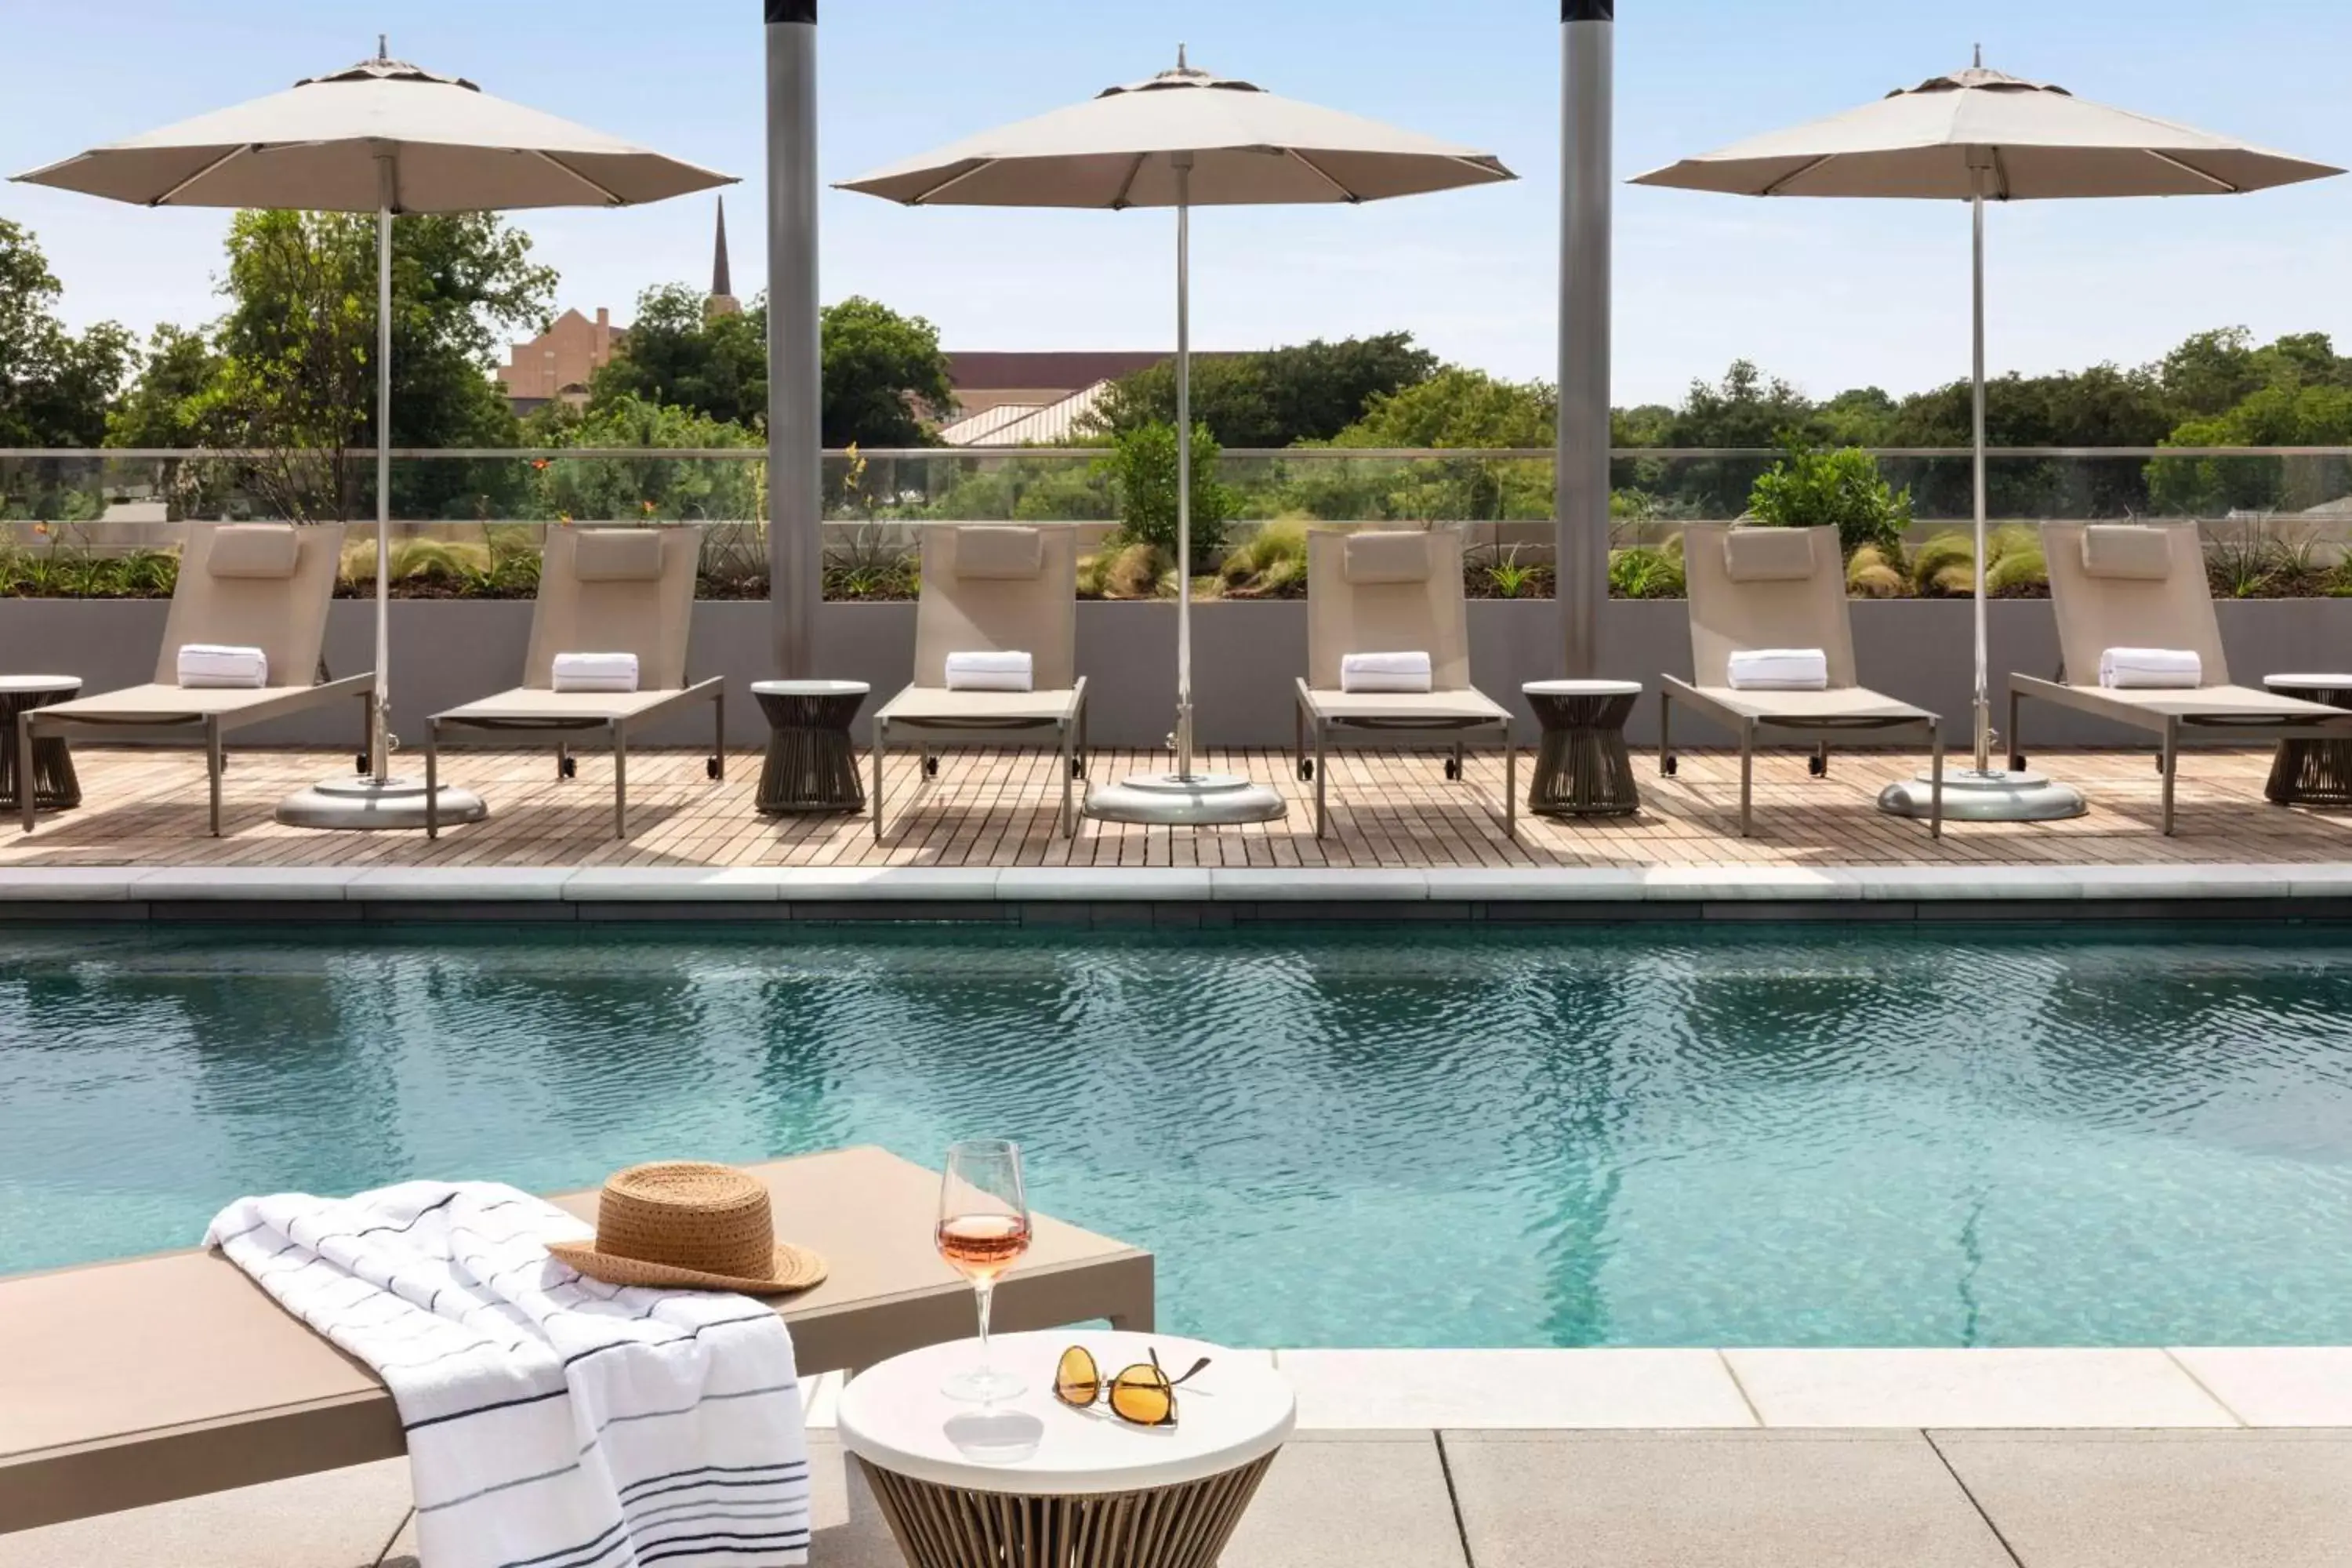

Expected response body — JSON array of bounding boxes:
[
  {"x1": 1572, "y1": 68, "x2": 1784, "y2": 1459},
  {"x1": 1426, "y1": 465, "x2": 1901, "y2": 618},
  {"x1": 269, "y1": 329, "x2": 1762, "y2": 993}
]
[{"x1": 973, "y1": 1278, "x2": 995, "y2": 1373}]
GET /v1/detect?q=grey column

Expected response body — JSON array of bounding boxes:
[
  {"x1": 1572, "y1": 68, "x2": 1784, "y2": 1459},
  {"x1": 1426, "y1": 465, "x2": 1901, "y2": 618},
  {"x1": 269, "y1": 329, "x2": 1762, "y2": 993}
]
[
  {"x1": 1558, "y1": 0, "x2": 1613, "y2": 677},
  {"x1": 766, "y1": 0, "x2": 821, "y2": 677}
]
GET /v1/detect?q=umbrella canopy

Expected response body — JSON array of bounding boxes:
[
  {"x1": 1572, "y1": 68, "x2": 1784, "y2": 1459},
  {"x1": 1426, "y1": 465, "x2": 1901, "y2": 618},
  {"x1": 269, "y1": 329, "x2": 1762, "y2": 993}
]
[
  {"x1": 840, "y1": 53, "x2": 1512, "y2": 822},
  {"x1": 16, "y1": 48, "x2": 731, "y2": 211},
  {"x1": 1631, "y1": 56, "x2": 2341, "y2": 818},
  {"x1": 1633, "y1": 62, "x2": 2340, "y2": 200},
  {"x1": 13, "y1": 42, "x2": 731, "y2": 829},
  {"x1": 838, "y1": 54, "x2": 1512, "y2": 209}
]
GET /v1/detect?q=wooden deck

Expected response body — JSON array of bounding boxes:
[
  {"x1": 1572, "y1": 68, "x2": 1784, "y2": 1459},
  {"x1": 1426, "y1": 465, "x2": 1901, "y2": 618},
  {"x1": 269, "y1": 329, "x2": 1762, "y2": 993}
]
[{"x1": 3, "y1": 744, "x2": 2345, "y2": 869}]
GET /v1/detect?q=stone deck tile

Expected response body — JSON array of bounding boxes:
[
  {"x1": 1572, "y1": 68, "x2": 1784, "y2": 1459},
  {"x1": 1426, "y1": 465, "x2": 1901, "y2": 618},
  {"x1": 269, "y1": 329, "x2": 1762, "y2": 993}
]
[{"x1": 1221, "y1": 1433, "x2": 1467, "y2": 1568}]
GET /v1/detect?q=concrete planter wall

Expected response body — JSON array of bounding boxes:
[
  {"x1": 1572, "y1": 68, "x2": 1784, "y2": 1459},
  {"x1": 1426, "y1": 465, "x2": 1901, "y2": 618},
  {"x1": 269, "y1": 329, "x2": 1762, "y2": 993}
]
[{"x1": 2, "y1": 597, "x2": 2345, "y2": 751}]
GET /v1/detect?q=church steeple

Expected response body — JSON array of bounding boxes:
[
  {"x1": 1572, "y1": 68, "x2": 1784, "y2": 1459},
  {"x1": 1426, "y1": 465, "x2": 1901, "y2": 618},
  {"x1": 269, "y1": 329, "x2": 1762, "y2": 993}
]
[{"x1": 706, "y1": 196, "x2": 742, "y2": 318}]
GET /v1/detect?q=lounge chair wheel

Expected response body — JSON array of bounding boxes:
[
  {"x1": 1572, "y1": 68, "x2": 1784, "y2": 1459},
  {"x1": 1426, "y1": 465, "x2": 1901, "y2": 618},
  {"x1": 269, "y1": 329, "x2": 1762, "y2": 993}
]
[
  {"x1": 1807, "y1": 755, "x2": 1828, "y2": 778},
  {"x1": 923, "y1": 756, "x2": 939, "y2": 779},
  {"x1": 2010, "y1": 754, "x2": 2027, "y2": 772},
  {"x1": 1443, "y1": 757, "x2": 1461, "y2": 781},
  {"x1": 706, "y1": 756, "x2": 721, "y2": 780},
  {"x1": 1298, "y1": 758, "x2": 1315, "y2": 781},
  {"x1": 2154, "y1": 754, "x2": 2165, "y2": 773},
  {"x1": 1070, "y1": 755, "x2": 1085, "y2": 779},
  {"x1": 560, "y1": 755, "x2": 578, "y2": 779},
  {"x1": 1662, "y1": 755, "x2": 1678, "y2": 776},
  {"x1": 354, "y1": 753, "x2": 368, "y2": 775}
]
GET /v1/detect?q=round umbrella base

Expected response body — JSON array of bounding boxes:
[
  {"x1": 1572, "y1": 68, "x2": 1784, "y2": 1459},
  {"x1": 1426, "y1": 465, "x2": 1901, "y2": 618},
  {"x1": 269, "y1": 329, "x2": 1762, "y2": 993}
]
[
  {"x1": 1877, "y1": 768, "x2": 2087, "y2": 823},
  {"x1": 1083, "y1": 771, "x2": 1289, "y2": 826},
  {"x1": 274, "y1": 775, "x2": 489, "y2": 832}
]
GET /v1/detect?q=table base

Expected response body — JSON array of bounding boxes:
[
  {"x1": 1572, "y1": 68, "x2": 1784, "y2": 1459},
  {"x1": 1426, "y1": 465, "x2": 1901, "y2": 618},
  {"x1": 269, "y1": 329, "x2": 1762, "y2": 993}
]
[
  {"x1": 1527, "y1": 691, "x2": 1639, "y2": 818},
  {"x1": 858, "y1": 1451, "x2": 1276, "y2": 1568},
  {"x1": 756, "y1": 690, "x2": 867, "y2": 815},
  {"x1": 0, "y1": 693, "x2": 79, "y2": 815}
]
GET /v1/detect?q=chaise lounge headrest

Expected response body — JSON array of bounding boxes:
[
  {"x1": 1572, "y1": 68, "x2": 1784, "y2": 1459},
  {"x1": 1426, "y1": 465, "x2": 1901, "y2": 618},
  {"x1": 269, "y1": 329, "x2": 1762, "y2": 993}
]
[
  {"x1": 572, "y1": 528, "x2": 667, "y2": 583},
  {"x1": 204, "y1": 524, "x2": 302, "y2": 579},
  {"x1": 1722, "y1": 527, "x2": 1817, "y2": 583},
  {"x1": 952, "y1": 526, "x2": 1044, "y2": 579},
  {"x1": 2080, "y1": 524, "x2": 2173, "y2": 581},
  {"x1": 1341, "y1": 531, "x2": 1432, "y2": 586}
]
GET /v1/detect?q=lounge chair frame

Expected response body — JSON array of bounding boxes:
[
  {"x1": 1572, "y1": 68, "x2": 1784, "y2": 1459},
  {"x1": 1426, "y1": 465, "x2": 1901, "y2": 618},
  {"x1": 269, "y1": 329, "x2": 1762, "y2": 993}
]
[
  {"x1": 1661, "y1": 523, "x2": 1943, "y2": 838},
  {"x1": 872, "y1": 525, "x2": 1089, "y2": 842},
  {"x1": 425, "y1": 527, "x2": 724, "y2": 840},
  {"x1": 2011, "y1": 521, "x2": 2352, "y2": 834},
  {"x1": 1294, "y1": 528, "x2": 1515, "y2": 840},
  {"x1": 19, "y1": 523, "x2": 372, "y2": 837}
]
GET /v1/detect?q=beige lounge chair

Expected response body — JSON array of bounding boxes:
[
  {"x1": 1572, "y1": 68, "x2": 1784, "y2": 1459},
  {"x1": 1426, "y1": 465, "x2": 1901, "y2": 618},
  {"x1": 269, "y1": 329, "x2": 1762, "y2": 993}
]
[
  {"x1": 0, "y1": 1145, "x2": 1151, "y2": 1534},
  {"x1": 19, "y1": 522, "x2": 372, "y2": 837},
  {"x1": 1293, "y1": 528, "x2": 1515, "y2": 839},
  {"x1": 2011, "y1": 521, "x2": 2352, "y2": 835},
  {"x1": 425, "y1": 526, "x2": 724, "y2": 839},
  {"x1": 1661, "y1": 523, "x2": 1944, "y2": 837},
  {"x1": 871, "y1": 524, "x2": 1088, "y2": 841}
]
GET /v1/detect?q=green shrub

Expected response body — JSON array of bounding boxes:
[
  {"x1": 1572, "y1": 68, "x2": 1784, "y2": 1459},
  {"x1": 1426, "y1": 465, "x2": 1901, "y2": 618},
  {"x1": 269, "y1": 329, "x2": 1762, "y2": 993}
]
[
  {"x1": 1108, "y1": 421, "x2": 1232, "y2": 569},
  {"x1": 1846, "y1": 543, "x2": 1907, "y2": 598},
  {"x1": 1219, "y1": 519, "x2": 1307, "y2": 586},
  {"x1": 1608, "y1": 544, "x2": 1686, "y2": 599},
  {"x1": 1985, "y1": 546, "x2": 2048, "y2": 595},
  {"x1": 1745, "y1": 438, "x2": 1912, "y2": 559},
  {"x1": 1911, "y1": 531, "x2": 1975, "y2": 596}
]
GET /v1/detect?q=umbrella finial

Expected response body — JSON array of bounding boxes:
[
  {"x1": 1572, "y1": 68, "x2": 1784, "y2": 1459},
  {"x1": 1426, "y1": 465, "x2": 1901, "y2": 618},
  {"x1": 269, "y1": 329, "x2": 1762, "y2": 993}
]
[
  {"x1": 378, "y1": 33, "x2": 389, "y2": 61},
  {"x1": 1973, "y1": 42, "x2": 1982, "y2": 67},
  {"x1": 1178, "y1": 42, "x2": 1188, "y2": 70}
]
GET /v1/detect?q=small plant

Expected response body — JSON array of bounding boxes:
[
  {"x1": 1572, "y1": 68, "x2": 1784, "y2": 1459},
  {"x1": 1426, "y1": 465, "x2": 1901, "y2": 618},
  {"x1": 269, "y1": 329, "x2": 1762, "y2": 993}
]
[
  {"x1": 1106, "y1": 420, "x2": 1232, "y2": 570},
  {"x1": 1607, "y1": 543, "x2": 1686, "y2": 600},
  {"x1": 1486, "y1": 544, "x2": 1541, "y2": 599},
  {"x1": 1218, "y1": 519, "x2": 1308, "y2": 599},
  {"x1": 1745, "y1": 437, "x2": 1913, "y2": 560},
  {"x1": 1846, "y1": 543, "x2": 1907, "y2": 598}
]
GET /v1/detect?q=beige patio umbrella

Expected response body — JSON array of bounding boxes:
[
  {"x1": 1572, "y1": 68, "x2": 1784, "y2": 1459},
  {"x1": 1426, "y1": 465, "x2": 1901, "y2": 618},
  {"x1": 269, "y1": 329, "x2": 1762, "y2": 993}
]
[
  {"x1": 841, "y1": 49, "x2": 1514, "y2": 826},
  {"x1": 1635, "y1": 55, "x2": 2341, "y2": 822},
  {"x1": 14, "y1": 40, "x2": 731, "y2": 829}
]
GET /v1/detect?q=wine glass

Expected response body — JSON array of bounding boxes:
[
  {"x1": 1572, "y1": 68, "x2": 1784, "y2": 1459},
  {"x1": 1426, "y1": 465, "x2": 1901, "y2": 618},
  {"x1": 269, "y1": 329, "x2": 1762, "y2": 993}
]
[{"x1": 935, "y1": 1138, "x2": 1033, "y2": 1403}]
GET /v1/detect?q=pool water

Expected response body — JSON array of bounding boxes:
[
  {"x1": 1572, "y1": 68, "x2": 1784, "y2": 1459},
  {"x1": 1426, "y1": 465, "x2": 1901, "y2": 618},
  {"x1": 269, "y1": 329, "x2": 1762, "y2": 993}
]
[{"x1": 2, "y1": 921, "x2": 2350, "y2": 1348}]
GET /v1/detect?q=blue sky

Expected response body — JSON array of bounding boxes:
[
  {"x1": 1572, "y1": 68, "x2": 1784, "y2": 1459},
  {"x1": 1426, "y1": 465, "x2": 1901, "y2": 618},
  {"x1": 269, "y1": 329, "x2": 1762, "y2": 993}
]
[{"x1": 2, "y1": 0, "x2": 2347, "y2": 406}]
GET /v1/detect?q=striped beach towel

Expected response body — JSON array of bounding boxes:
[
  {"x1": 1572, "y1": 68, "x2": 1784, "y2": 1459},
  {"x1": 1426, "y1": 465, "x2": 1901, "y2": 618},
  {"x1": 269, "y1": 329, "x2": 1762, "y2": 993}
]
[{"x1": 205, "y1": 1181, "x2": 809, "y2": 1568}]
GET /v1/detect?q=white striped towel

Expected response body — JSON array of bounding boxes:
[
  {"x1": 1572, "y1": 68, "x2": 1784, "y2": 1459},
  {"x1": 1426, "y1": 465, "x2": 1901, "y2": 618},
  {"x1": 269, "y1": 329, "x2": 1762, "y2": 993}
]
[
  {"x1": 205, "y1": 1181, "x2": 808, "y2": 1568},
  {"x1": 552, "y1": 652, "x2": 641, "y2": 694},
  {"x1": 177, "y1": 644, "x2": 268, "y2": 688},
  {"x1": 2099, "y1": 647, "x2": 2202, "y2": 689},
  {"x1": 1726, "y1": 648, "x2": 1828, "y2": 691},
  {"x1": 944, "y1": 650, "x2": 1033, "y2": 691},
  {"x1": 1340, "y1": 652, "x2": 1432, "y2": 694}
]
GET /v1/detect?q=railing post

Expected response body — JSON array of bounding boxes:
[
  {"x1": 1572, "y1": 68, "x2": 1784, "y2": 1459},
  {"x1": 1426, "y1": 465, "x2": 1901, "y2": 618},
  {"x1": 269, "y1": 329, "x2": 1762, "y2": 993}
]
[
  {"x1": 766, "y1": 0, "x2": 821, "y2": 677},
  {"x1": 1558, "y1": 0, "x2": 1613, "y2": 677}
]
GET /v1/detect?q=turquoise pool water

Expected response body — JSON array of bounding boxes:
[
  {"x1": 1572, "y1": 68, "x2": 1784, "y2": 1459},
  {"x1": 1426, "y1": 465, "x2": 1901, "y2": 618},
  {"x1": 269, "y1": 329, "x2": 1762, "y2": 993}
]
[{"x1": 2, "y1": 922, "x2": 2349, "y2": 1348}]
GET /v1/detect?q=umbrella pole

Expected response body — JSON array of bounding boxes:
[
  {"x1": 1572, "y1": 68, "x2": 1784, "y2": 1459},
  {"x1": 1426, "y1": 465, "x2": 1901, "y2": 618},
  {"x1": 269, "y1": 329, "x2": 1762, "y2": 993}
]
[
  {"x1": 373, "y1": 192, "x2": 393, "y2": 783},
  {"x1": 1174, "y1": 157, "x2": 1195, "y2": 782},
  {"x1": 1970, "y1": 186, "x2": 1989, "y2": 775}
]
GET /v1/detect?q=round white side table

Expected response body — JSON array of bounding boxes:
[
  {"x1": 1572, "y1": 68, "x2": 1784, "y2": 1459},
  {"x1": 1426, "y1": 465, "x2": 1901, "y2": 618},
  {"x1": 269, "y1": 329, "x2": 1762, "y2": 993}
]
[{"x1": 838, "y1": 1330, "x2": 1294, "y2": 1568}]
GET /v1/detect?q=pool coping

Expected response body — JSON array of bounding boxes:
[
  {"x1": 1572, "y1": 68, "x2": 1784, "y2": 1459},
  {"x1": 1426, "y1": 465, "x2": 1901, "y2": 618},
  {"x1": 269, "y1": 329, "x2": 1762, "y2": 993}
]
[{"x1": 3, "y1": 863, "x2": 2352, "y2": 922}]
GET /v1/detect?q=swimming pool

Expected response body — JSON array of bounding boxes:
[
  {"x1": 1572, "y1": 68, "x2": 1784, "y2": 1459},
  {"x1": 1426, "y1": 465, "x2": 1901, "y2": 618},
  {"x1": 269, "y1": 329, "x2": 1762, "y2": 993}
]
[{"x1": 2, "y1": 920, "x2": 2348, "y2": 1348}]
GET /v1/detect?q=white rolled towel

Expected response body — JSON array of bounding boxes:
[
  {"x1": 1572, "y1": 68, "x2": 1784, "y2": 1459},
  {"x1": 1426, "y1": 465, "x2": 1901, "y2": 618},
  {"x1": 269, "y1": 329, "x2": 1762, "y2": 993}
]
[
  {"x1": 1726, "y1": 648, "x2": 1828, "y2": 691},
  {"x1": 550, "y1": 652, "x2": 639, "y2": 693},
  {"x1": 176, "y1": 644, "x2": 267, "y2": 688},
  {"x1": 946, "y1": 650, "x2": 1033, "y2": 692},
  {"x1": 1340, "y1": 651, "x2": 1432, "y2": 694},
  {"x1": 2100, "y1": 648, "x2": 2202, "y2": 689}
]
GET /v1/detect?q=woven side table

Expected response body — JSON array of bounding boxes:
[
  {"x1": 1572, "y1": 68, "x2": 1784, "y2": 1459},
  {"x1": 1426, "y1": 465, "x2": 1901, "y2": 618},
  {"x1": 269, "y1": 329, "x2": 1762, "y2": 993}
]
[
  {"x1": 752, "y1": 679, "x2": 869, "y2": 815},
  {"x1": 2262, "y1": 674, "x2": 2352, "y2": 808},
  {"x1": 1523, "y1": 679, "x2": 1642, "y2": 818},
  {"x1": 840, "y1": 1330, "x2": 1294, "y2": 1568},
  {"x1": 0, "y1": 677, "x2": 82, "y2": 815}
]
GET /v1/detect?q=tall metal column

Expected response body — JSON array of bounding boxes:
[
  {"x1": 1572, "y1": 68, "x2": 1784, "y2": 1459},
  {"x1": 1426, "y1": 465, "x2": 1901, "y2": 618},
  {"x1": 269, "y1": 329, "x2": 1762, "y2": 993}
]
[
  {"x1": 1557, "y1": 0, "x2": 1613, "y2": 677},
  {"x1": 766, "y1": 0, "x2": 822, "y2": 677}
]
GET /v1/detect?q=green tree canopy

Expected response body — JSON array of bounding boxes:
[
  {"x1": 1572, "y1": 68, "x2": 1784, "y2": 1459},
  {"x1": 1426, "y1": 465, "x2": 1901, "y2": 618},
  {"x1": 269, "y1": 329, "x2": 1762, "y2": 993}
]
[
  {"x1": 1088, "y1": 332, "x2": 1440, "y2": 448},
  {"x1": 820, "y1": 296, "x2": 953, "y2": 448},
  {"x1": 589, "y1": 284, "x2": 768, "y2": 427},
  {"x1": 0, "y1": 219, "x2": 134, "y2": 449},
  {"x1": 1330, "y1": 367, "x2": 1554, "y2": 448}
]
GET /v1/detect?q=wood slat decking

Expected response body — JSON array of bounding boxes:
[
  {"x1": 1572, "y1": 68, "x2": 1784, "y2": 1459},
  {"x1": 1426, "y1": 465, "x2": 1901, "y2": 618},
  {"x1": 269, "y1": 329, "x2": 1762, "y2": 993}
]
[{"x1": 0, "y1": 745, "x2": 2343, "y2": 869}]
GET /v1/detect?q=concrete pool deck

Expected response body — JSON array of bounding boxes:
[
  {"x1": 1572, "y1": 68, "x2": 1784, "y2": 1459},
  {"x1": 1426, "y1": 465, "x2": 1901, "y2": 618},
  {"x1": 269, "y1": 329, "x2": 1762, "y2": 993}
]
[{"x1": 8, "y1": 1349, "x2": 2352, "y2": 1566}]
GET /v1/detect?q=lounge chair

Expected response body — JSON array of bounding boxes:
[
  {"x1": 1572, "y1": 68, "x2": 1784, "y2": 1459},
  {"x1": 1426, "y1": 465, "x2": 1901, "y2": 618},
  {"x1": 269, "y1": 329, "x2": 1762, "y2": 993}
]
[
  {"x1": 1661, "y1": 523, "x2": 1944, "y2": 837},
  {"x1": 1292, "y1": 528, "x2": 1515, "y2": 839},
  {"x1": 2010, "y1": 521, "x2": 2352, "y2": 835},
  {"x1": 871, "y1": 524, "x2": 1088, "y2": 841},
  {"x1": 19, "y1": 522, "x2": 372, "y2": 837},
  {"x1": 425, "y1": 526, "x2": 724, "y2": 840},
  {"x1": 0, "y1": 1145, "x2": 1152, "y2": 1533}
]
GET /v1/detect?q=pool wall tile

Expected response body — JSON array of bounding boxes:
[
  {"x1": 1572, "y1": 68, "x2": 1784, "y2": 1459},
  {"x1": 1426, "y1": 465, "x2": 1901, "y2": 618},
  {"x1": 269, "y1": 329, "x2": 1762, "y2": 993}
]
[
  {"x1": 1422, "y1": 869, "x2": 1648, "y2": 902},
  {"x1": 1273, "y1": 1348, "x2": 1757, "y2": 1429},
  {"x1": 1723, "y1": 1348, "x2": 2240, "y2": 1428},
  {"x1": 347, "y1": 867, "x2": 573, "y2": 901},
  {"x1": 997, "y1": 869, "x2": 1212, "y2": 901},
  {"x1": 148, "y1": 899, "x2": 364, "y2": 924},
  {"x1": 562, "y1": 869, "x2": 787, "y2": 901},
  {"x1": 2166, "y1": 1348, "x2": 2352, "y2": 1427},
  {"x1": 773, "y1": 867, "x2": 1002, "y2": 900}
]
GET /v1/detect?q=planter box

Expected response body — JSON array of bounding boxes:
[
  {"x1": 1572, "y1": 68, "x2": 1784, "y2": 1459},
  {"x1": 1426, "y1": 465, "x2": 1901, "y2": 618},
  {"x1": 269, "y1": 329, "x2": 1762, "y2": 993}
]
[{"x1": 0, "y1": 597, "x2": 2343, "y2": 751}]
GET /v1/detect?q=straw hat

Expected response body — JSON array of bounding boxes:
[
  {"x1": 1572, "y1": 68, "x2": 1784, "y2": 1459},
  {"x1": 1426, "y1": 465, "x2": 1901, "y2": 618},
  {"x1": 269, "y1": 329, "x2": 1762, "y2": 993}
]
[{"x1": 546, "y1": 1162, "x2": 827, "y2": 1294}]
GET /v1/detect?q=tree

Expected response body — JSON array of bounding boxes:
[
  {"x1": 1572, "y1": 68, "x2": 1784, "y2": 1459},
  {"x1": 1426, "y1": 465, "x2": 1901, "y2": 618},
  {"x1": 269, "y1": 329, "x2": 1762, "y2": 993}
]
[
  {"x1": 2148, "y1": 383, "x2": 2352, "y2": 515},
  {"x1": 589, "y1": 283, "x2": 768, "y2": 427},
  {"x1": 1746, "y1": 440, "x2": 1912, "y2": 558},
  {"x1": 1107, "y1": 420, "x2": 1232, "y2": 568},
  {"x1": 821, "y1": 296, "x2": 953, "y2": 448},
  {"x1": 1088, "y1": 332, "x2": 1439, "y2": 448},
  {"x1": 529, "y1": 393, "x2": 761, "y2": 523},
  {"x1": 0, "y1": 219, "x2": 134, "y2": 449},
  {"x1": 188, "y1": 210, "x2": 554, "y2": 521}
]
